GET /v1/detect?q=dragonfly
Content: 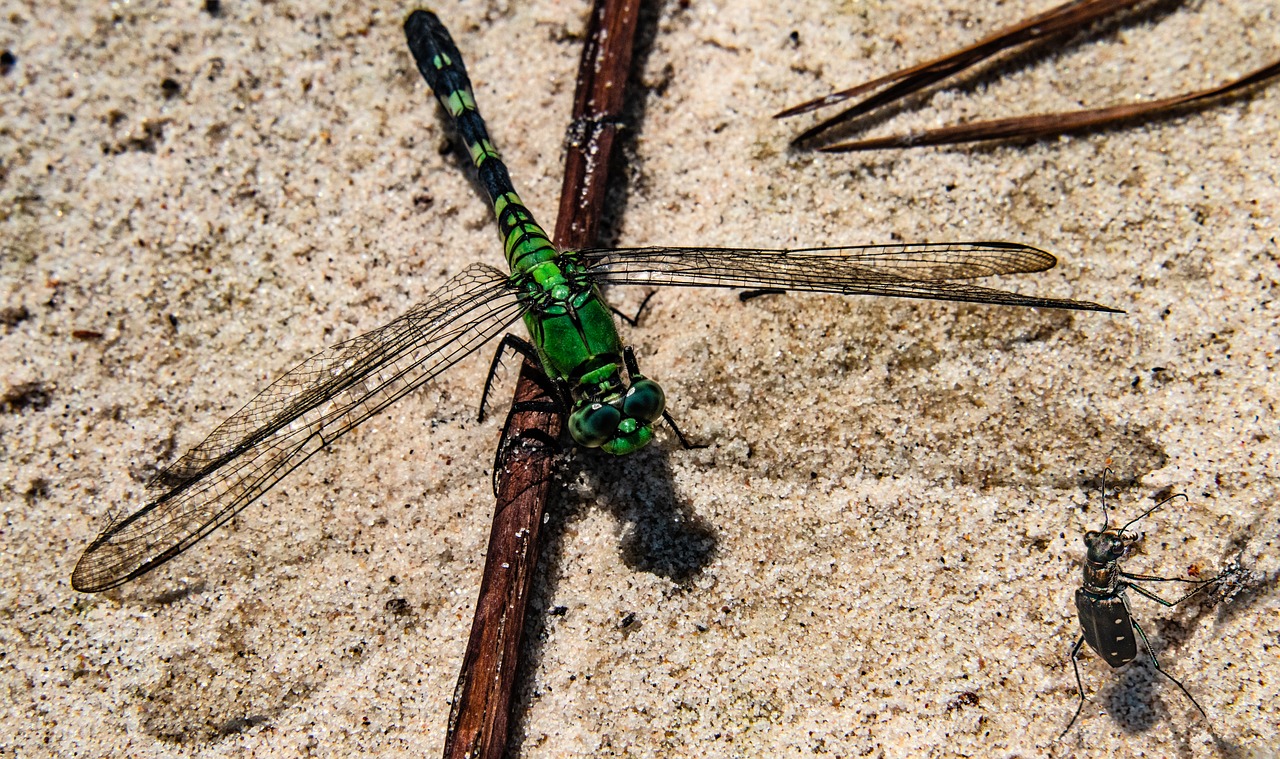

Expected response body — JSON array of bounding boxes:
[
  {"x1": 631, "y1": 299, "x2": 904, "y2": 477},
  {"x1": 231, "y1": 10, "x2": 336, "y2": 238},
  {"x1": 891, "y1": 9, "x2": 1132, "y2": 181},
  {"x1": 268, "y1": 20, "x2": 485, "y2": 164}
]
[{"x1": 71, "y1": 10, "x2": 1119, "y2": 593}]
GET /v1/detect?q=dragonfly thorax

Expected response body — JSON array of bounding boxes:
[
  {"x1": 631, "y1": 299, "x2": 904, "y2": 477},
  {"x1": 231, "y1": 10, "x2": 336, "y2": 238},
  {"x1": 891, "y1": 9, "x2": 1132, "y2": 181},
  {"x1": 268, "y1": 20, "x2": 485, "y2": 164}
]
[{"x1": 511, "y1": 251, "x2": 667, "y2": 454}]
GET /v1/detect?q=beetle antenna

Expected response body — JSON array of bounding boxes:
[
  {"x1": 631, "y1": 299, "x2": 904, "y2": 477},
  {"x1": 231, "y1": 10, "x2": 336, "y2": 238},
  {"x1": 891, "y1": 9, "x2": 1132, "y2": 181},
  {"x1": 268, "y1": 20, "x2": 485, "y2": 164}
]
[
  {"x1": 1098, "y1": 468, "x2": 1114, "y2": 531},
  {"x1": 1121, "y1": 492, "x2": 1188, "y2": 533}
]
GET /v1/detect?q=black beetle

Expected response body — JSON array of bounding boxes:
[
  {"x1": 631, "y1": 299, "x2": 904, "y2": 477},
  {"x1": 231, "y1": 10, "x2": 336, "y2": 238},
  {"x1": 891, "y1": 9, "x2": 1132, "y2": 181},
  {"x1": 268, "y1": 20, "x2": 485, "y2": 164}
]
[{"x1": 1061, "y1": 470, "x2": 1220, "y2": 738}]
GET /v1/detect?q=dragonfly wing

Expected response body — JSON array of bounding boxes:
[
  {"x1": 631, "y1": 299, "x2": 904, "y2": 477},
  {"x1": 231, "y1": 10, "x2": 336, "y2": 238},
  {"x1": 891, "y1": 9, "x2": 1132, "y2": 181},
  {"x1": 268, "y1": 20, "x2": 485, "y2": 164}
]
[
  {"x1": 584, "y1": 243, "x2": 1120, "y2": 312},
  {"x1": 73, "y1": 263, "x2": 526, "y2": 592}
]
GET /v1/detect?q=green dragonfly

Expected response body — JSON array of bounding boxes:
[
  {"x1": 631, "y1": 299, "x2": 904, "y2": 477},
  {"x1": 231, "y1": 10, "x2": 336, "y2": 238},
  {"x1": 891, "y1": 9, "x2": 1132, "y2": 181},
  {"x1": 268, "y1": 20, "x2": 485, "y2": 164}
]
[{"x1": 71, "y1": 10, "x2": 1118, "y2": 593}]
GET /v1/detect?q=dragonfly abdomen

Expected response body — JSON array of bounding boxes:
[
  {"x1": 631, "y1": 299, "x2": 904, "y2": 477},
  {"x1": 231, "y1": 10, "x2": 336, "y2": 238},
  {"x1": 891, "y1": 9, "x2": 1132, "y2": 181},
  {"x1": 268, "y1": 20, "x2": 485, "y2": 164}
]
[
  {"x1": 405, "y1": 11, "x2": 556, "y2": 274},
  {"x1": 493, "y1": 193, "x2": 557, "y2": 273}
]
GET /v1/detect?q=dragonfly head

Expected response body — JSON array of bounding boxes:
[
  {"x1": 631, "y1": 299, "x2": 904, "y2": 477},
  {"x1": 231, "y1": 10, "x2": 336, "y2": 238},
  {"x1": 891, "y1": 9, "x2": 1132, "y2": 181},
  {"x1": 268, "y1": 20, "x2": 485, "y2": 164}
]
[{"x1": 568, "y1": 377, "x2": 666, "y2": 455}]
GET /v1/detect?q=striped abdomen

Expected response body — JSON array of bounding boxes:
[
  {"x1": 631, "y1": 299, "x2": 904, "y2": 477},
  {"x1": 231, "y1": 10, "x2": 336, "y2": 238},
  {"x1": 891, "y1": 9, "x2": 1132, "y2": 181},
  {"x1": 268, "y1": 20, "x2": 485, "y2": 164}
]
[{"x1": 404, "y1": 11, "x2": 556, "y2": 274}]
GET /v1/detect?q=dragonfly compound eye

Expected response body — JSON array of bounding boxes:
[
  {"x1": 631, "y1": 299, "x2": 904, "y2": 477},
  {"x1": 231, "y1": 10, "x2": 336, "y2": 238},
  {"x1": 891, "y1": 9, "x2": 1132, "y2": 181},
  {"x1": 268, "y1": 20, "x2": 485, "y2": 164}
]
[
  {"x1": 622, "y1": 378, "x2": 666, "y2": 424},
  {"x1": 569, "y1": 402, "x2": 622, "y2": 448}
]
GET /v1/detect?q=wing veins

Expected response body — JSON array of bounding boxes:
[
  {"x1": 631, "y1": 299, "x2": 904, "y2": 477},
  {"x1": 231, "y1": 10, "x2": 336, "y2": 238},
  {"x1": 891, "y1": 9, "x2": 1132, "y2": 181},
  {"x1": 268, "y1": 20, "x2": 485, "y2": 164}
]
[
  {"x1": 73, "y1": 264, "x2": 526, "y2": 591},
  {"x1": 584, "y1": 244, "x2": 1119, "y2": 312}
]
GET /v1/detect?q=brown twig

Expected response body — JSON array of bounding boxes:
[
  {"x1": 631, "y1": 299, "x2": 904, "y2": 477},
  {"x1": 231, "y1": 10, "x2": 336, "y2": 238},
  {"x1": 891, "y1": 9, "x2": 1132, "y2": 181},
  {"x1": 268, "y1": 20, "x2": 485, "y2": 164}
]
[
  {"x1": 820, "y1": 58, "x2": 1280, "y2": 152},
  {"x1": 556, "y1": 0, "x2": 644, "y2": 249},
  {"x1": 780, "y1": 0, "x2": 1144, "y2": 143},
  {"x1": 442, "y1": 362, "x2": 560, "y2": 759},
  {"x1": 781, "y1": 0, "x2": 1279, "y2": 152},
  {"x1": 440, "y1": 1, "x2": 644, "y2": 758}
]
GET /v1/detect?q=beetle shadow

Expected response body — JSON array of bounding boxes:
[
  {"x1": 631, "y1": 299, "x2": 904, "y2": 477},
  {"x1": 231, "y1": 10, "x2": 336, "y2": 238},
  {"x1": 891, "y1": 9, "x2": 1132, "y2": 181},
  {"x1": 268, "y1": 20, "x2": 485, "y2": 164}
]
[
  {"x1": 1099, "y1": 656, "x2": 1175, "y2": 735},
  {"x1": 1100, "y1": 654, "x2": 1246, "y2": 757},
  {"x1": 1097, "y1": 571, "x2": 1270, "y2": 744},
  {"x1": 1206, "y1": 510, "x2": 1280, "y2": 628}
]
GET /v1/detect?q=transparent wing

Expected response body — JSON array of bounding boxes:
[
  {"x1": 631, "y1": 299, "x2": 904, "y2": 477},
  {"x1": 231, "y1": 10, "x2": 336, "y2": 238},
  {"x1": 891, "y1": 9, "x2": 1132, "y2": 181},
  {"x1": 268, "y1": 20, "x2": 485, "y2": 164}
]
[
  {"x1": 583, "y1": 242, "x2": 1120, "y2": 312},
  {"x1": 73, "y1": 263, "x2": 526, "y2": 592}
]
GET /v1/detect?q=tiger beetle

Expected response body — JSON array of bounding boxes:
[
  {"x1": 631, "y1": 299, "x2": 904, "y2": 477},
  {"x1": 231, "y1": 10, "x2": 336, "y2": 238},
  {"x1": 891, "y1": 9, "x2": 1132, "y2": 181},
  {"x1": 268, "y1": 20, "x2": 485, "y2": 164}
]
[{"x1": 1061, "y1": 471, "x2": 1220, "y2": 738}]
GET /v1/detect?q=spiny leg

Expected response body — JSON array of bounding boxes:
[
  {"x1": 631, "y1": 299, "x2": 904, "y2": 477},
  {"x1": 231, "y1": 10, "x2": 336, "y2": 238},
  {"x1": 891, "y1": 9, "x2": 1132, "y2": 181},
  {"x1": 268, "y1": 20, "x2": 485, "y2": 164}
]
[
  {"x1": 1060, "y1": 635, "x2": 1088, "y2": 740},
  {"x1": 493, "y1": 425, "x2": 561, "y2": 475},
  {"x1": 661, "y1": 411, "x2": 705, "y2": 451},
  {"x1": 483, "y1": 343, "x2": 565, "y2": 496},
  {"x1": 1122, "y1": 571, "x2": 1214, "y2": 584},
  {"x1": 1131, "y1": 619, "x2": 1211, "y2": 723},
  {"x1": 478, "y1": 335, "x2": 561, "y2": 424},
  {"x1": 488, "y1": 396, "x2": 565, "y2": 496},
  {"x1": 621, "y1": 345, "x2": 643, "y2": 377}
]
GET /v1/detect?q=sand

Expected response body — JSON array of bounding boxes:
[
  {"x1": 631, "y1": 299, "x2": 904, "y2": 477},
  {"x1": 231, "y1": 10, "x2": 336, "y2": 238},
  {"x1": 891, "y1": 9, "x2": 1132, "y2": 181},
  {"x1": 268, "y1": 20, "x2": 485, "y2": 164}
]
[{"x1": 1, "y1": 0, "x2": 1276, "y2": 756}]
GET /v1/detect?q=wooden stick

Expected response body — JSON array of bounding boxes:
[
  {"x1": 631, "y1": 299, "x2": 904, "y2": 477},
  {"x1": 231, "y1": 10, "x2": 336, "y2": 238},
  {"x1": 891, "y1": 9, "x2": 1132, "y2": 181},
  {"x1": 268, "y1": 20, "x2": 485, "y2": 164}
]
[
  {"x1": 781, "y1": 0, "x2": 1143, "y2": 142},
  {"x1": 820, "y1": 58, "x2": 1280, "y2": 152},
  {"x1": 441, "y1": 1, "x2": 644, "y2": 757}
]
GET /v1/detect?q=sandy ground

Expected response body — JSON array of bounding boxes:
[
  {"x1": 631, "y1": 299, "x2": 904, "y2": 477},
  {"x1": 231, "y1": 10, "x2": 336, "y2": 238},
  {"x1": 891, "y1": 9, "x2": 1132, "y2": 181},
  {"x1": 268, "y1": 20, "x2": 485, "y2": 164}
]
[{"x1": 1, "y1": 0, "x2": 1277, "y2": 757}]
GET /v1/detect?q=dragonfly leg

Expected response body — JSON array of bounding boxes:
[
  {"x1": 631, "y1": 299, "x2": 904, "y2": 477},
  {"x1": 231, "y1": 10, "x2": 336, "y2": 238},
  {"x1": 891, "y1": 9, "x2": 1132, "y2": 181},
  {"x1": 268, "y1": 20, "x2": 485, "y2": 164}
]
[
  {"x1": 491, "y1": 422, "x2": 562, "y2": 497},
  {"x1": 610, "y1": 290, "x2": 659, "y2": 327},
  {"x1": 738, "y1": 288, "x2": 786, "y2": 302},
  {"x1": 480, "y1": 334, "x2": 547, "y2": 423},
  {"x1": 1059, "y1": 634, "x2": 1088, "y2": 740},
  {"x1": 486, "y1": 359, "x2": 566, "y2": 496},
  {"x1": 1131, "y1": 618, "x2": 1210, "y2": 723},
  {"x1": 622, "y1": 345, "x2": 642, "y2": 377},
  {"x1": 662, "y1": 411, "x2": 707, "y2": 450}
]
